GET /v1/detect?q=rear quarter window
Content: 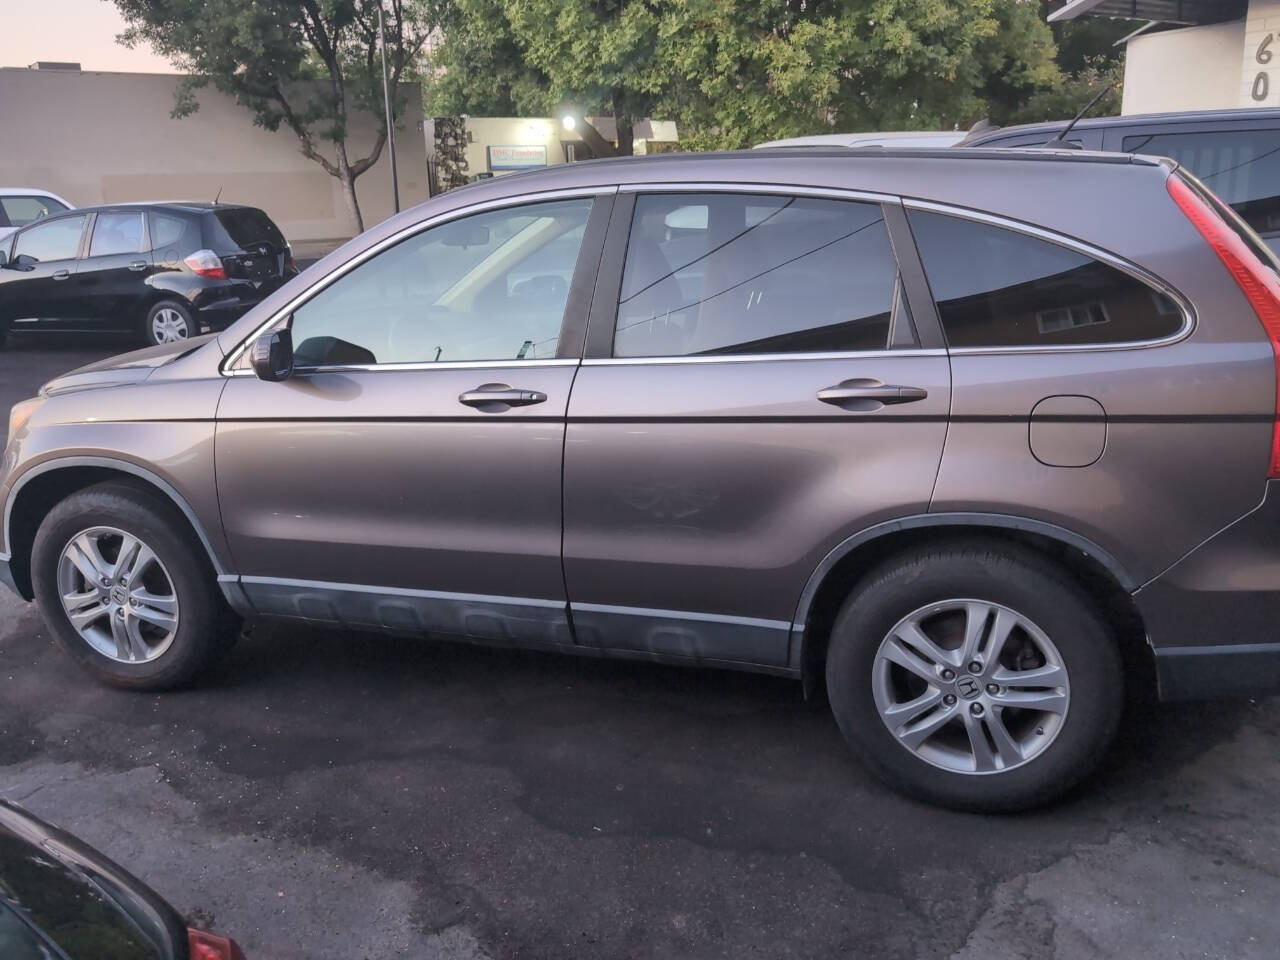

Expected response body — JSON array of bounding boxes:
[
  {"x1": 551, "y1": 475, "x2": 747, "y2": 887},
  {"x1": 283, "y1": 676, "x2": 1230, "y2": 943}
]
[
  {"x1": 149, "y1": 213, "x2": 199, "y2": 258},
  {"x1": 909, "y1": 209, "x2": 1184, "y2": 348}
]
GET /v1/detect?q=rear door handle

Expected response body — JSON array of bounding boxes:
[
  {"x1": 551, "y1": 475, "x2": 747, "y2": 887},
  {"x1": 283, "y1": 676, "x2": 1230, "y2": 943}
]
[
  {"x1": 458, "y1": 384, "x2": 548, "y2": 409},
  {"x1": 52, "y1": 269, "x2": 70, "y2": 281},
  {"x1": 128, "y1": 260, "x2": 148, "y2": 272},
  {"x1": 817, "y1": 381, "x2": 928, "y2": 405}
]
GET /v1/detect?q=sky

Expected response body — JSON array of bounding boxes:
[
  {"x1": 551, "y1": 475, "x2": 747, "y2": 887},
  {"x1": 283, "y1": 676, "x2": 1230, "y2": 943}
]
[{"x1": 1, "y1": 0, "x2": 172, "y2": 73}]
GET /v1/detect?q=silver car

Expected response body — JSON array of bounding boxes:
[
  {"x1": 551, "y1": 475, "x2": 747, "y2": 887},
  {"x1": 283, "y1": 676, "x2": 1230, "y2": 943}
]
[{"x1": 3, "y1": 148, "x2": 1278, "y2": 811}]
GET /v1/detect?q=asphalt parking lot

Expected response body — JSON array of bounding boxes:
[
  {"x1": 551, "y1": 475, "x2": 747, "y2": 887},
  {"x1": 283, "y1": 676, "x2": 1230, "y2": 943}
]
[{"x1": 2, "y1": 336, "x2": 1280, "y2": 959}]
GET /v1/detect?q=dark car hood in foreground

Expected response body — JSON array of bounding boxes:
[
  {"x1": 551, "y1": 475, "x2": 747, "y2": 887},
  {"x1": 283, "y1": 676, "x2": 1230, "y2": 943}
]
[
  {"x1": 41, "y1": 334, "x2": 220, "y2": 397},
  {"x1": 0, "y1": 799, "x2": 187, "y2": 959}
]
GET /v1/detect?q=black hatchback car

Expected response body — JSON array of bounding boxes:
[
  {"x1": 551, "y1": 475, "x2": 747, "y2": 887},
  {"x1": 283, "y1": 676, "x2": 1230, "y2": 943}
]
[
  {"x1": 0, "y1": 202, "x2": 297, "y2": 348},
  {"x1": 0, "y1": 799, "x2": 245, "y2": 959}
]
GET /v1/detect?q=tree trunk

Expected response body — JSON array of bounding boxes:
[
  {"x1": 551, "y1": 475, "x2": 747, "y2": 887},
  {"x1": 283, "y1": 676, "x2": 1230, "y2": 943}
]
[
  {"x1": 335, "y1": 143, "x2": 365, "y2": 235},
  {"x1": 613, "y1": 95, "x2": 635, "y2": 156}
]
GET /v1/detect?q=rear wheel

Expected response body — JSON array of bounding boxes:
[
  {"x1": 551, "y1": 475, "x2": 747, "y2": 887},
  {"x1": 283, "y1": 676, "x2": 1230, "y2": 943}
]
[
  {"x1": 825, "y1": 543, "x2": 1122, "y2": 812},
  {"x1": 31, "y1": 481, "x2": 228, "y2": 689},
  {"x1": 143, "y1": 300, "x2": 193, "y2": 346}
]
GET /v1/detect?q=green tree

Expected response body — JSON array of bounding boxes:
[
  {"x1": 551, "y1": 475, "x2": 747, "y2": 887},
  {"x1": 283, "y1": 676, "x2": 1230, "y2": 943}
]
[
  {"x1": 115, "y1": 0, "x2": 436, "y2": 232},
  {"x1": 986, "y1": 2, "x2": 1129, "y2": 125},
  {"x1": 425, "y1": 0, "x2": 1063, "y2": 152}
]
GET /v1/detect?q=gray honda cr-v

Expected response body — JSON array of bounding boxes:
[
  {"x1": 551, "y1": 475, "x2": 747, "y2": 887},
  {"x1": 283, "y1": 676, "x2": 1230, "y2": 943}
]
[{"x1": 4, "y1": 148, "x2": 1279, "y2": 811}]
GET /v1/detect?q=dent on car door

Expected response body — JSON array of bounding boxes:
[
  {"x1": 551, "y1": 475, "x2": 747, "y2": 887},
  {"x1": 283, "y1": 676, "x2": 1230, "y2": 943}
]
[
  {"x1": 215, "y1": 191, "x2": 613, "y2": 644},
  {"x1": 562, "y1": 190, "x2": 951, "y2": 670}
]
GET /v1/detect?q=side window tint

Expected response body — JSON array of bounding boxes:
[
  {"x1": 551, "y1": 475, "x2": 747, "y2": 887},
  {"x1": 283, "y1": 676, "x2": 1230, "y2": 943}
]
[
  {"x1": 289, "y1": 198, "x2": 593, "y2": 366},
  {"x1": 615, "y1": 194, "x2": 896, "y2": 357},
  {"x1": 150, "y1": 214, "x2": 190, "y2": 254},
  {"x1": 909, "y1": 210, "x2": 1182, "y2": 348},
  {"x1": 1123, "y1": 129, "x2": 1280, "y2": 239},
  {"x1": 89, "y1": 213, "x2": 146, "y2": 257},
  {"x1": 13, "y1": 215, "x2": 87, "y2": 263}
]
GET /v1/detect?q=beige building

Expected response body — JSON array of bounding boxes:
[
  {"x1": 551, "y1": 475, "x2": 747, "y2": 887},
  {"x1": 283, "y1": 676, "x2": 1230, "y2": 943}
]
[
  {"x1": 1051, "y1": 0, "x2": 1277, "y2": 115},
  {"x1": 447, "y1": 116, "x2": 679, "y2": 180},
  {"x1": 0, "y1": 65, "x2": 429, "y2": 256}
]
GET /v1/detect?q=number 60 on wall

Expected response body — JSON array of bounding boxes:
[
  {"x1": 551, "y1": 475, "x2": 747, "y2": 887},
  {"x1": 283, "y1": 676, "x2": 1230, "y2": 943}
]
[{"x1": 1255, "y1": 33, "x2": 1274, "y2": 101}]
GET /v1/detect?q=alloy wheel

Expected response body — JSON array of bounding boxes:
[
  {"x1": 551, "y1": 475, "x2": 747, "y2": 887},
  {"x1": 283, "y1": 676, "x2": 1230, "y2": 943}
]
[
  {"x1": 55, "y1": 526, "x2": 179, "y2": 664},
  {"x1": 871, "y1": 599, "x2": 1070, "y2": 775},
  {"x1": 151, "y1": 308, "x2": 189, "y2": 344}
]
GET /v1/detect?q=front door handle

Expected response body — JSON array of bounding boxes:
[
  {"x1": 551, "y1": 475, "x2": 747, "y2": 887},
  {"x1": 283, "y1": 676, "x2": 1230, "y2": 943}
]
[
  {"x1": 458, "y1": 383, "x2": 548, "y2": 410},
  {"x1": 128, "y1": 260, "x2": 148, "y2": 272},
  {"x1": 817, "y1": 380, "x2": 928, "y2": 406},
  {"x1": 52, "y1": 269, "x2": 70, "y2": 281}
]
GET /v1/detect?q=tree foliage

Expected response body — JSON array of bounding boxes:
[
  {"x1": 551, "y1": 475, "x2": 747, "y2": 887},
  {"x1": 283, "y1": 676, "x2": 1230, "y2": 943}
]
[
  {"x1": 426, "y1": 0, "x2": 1073, "y2": 152},
  {"x1": 115, "y1": 0, "x2": 436, "y2": 231}
]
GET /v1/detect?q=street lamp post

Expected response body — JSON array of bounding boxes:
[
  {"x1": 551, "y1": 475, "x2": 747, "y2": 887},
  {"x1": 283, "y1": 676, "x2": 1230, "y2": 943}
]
[{"x1": 376, "y1": 0, "x2": 400, "y2": 214}]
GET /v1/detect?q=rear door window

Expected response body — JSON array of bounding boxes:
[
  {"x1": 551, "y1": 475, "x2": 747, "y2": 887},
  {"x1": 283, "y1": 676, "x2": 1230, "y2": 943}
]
[
  {"x1": 909, "y1": 209, "x2": 1183, "y2": 348},
  {"x1": 88, "y1": 212, "x2": 146, "y2": 257},
  {"x1": 614, "y1": 193, "x2": 899, "y2": 357},
  {"x1": 13, "y1": 215, "x2": 87, "y2": 263},
  {"x1": 1121, "y1": 128, "x2": 1280, "y2": 241}
]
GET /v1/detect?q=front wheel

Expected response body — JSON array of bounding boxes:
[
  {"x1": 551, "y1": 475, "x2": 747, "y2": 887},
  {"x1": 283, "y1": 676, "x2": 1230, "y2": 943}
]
[
  {"x1": 143, "y1": 300, "x2": 194, "y2": 346},
  {"x1": 825, "y1": 543, "x2": 1122, "y2": 812},
  {"x1": 31, "y1": 481, "x2": 228, "y2": 689}
]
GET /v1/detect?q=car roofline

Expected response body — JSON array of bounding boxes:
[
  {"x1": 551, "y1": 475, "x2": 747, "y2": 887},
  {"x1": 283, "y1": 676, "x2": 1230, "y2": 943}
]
[{"x1": 962, "y1": 105, "x2": 1280, "y2": 145}]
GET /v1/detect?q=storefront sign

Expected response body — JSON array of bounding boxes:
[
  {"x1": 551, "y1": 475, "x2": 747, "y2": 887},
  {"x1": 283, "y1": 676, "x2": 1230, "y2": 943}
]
[{"x1": 488, "y1": 145, "x2": 548, "y2": 171}]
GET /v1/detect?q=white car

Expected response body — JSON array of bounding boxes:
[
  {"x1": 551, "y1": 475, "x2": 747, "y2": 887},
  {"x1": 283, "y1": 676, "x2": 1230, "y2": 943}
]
[
  {"x1": 754, "y1": 130, "x2": 965, "y2": 149},
  {"x1": 0, "y1": 189, "x2": 75, "y2": 244}
]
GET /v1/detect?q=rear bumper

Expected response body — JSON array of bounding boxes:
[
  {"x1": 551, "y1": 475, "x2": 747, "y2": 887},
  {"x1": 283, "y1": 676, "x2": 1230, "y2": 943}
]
[{"x1": 1136, "y1": 481, "x2": 1280, "y2": 700}]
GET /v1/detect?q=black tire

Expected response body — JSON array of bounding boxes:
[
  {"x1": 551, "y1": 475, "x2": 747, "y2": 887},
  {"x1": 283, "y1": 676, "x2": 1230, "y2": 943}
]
[
  {"x1": 31, "y1": 480, "x2": 228, "y2": 690},
  {"x1": 142, "y1": 300, "x2": 194, "y2": 347},
  {"x1": 825, "y1": 542, "x2": 1123, "y2": 813}
]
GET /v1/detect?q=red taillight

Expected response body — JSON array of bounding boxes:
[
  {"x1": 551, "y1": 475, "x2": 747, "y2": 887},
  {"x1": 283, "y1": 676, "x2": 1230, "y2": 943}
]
[
  {"x1": 188, "y1": 927, "x2": 246, "y2": 960},
  {"x1": 1168, "y1": 174, "x2": 1280, "y2": 477},
  {"x1": 184, "y1": 248, "x2": 226, "y2": 281}
]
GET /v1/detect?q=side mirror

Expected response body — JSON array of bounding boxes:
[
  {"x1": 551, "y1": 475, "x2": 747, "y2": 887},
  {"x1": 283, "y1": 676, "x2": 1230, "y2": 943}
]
[
  {"x1": 251, "y1": 328, "x2": 294, "y2": 382},
  {"x1": 11, "y1": 254, "x2": 38, "y2": 271},
  {"x1": 0, "y1": 249, "x2": 7, "y2": 268}
]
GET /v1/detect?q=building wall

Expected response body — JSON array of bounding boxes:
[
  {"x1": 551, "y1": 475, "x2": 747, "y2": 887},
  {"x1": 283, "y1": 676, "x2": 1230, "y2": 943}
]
[
  {"x1": 1243, "y1": 0, "x2": 1280, "y2": 106},
  {"x1": 444, "y1": 117, "x2": 682, "y2": 181},
  {"x1": 0, "y1": 68, "x2": 429, "y2": 255},
  {"x1": 1122, "y1": 20, "x2": 1245, "y2": 114},
  {"x1": 459, "y1": 117, "x2": 569, "y2": 178}
]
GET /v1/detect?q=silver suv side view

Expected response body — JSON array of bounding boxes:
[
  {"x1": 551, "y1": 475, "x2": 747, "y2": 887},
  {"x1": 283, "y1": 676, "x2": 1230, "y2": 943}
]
[{"x1": 4, "y1": 148, "x2": 1279, "y2": 811}]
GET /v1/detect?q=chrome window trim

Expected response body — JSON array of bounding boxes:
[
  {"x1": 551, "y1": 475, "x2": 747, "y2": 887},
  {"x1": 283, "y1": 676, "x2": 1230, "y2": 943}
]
[
  {"x1": 902, "y1": 198, "x2": 1197, "y2": 354},
  {"x1": 618, "y1": 181, "x2": 901, "y2": 206},
  {"x1": 223, "y1": 357, "x2": 580, "y2": 376},
  {"x1": 220, "y1": 186, "x2": 617, "y2": 374},
  {"x1": 582, "y1": 348, "x2": 947, "y2": 366}
]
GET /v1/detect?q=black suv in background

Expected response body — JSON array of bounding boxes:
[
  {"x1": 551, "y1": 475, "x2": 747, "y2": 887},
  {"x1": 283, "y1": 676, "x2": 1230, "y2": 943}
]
[
  {"x1": 0, "y1": 202, "x2": 297, "y2": 348},
  {"x1": 961, "y1": 107, "x2": 1280, "y2": 255}
]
